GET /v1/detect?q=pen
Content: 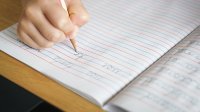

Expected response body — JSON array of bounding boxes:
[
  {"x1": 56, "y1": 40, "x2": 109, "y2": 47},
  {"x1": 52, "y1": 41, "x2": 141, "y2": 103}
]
[{"x1": 58, "y1": 0, "x2": 77, "y2": 52}]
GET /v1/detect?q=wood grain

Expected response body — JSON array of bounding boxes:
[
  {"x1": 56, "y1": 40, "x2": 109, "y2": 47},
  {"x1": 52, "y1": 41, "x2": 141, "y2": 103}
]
[{"x1": 0, "y1": 0, "x2": 103, "y2": 111}]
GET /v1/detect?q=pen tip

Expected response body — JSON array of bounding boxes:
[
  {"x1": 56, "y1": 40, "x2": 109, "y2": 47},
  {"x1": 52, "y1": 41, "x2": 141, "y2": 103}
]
[
  {"x1": 70, "y1": 39, "x2": 77, "y2": 53},
  {"x1": 74, "y1": 48, "x2": 77, "y2": 53}
]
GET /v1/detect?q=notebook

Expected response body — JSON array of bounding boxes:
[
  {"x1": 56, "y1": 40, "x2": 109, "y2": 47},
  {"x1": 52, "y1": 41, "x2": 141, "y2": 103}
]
[{"x1": 0, "y1": 0, "x2": 200, "y2": 111}]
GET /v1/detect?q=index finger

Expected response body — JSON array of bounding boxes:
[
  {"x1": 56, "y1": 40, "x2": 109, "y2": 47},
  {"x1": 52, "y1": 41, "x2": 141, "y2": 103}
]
[{"x1": 43, "y1": 4, "x2": 75, "y2": 35}]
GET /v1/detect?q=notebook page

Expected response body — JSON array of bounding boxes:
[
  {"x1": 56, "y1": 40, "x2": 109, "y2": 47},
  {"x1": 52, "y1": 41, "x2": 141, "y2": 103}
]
[
  {"x1": 105, "y1": 26, "x2": 200, "y2": 112},
  {"x1": 0, "y1": 0, "x2": 200, "y2": 106}
]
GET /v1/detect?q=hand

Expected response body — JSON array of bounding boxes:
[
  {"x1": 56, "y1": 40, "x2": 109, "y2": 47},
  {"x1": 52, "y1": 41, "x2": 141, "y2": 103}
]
[{"x1": 17, "y1": 0, "x2": 89, "y2": 49}]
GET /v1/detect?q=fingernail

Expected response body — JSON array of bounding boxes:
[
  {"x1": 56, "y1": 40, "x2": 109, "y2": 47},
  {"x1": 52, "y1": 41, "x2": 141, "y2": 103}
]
[
  {"x1": 69, "y1": 26, "x2": 79, "y2": 39},
  {"x1": 58, "y1": 33, "x2": 67, "y2": 42}
]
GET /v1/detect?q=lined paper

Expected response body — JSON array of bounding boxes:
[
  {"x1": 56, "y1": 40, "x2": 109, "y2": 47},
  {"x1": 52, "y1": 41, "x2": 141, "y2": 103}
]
[
  {"x1": 106, "y1": 26, "x2": 200, "y2": 112},
  {"x1": 0, "y1": 0, "x2": 200, "y2": 106}
]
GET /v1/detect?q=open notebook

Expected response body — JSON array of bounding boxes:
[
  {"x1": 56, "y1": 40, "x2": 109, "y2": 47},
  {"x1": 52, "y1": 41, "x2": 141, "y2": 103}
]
[{"x1": 0, "y1": 0, "x2": 200, "y2": 111}]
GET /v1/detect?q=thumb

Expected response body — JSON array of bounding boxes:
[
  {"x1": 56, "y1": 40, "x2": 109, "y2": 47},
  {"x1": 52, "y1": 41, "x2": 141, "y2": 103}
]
[{"x1": 67, "y1": 0, "x2": 89, "y2": 27}]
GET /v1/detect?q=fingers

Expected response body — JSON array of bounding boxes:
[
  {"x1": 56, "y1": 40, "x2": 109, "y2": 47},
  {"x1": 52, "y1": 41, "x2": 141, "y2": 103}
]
[
  {"x1": 17, "y1": 26, "x2": 40, "y2": 49},
  {"x1": 24, "y1": 20, "x2": 55, "y2": 47},
  {"x1": 17, "y1": 0, "x2": 89, "y2": 49},
  {"x1": 18, "y1": 18, "x2": 55, "y2": 49},
  {"x1": 43, "y1": 4, "x2": 75, "y2": 35},
  {"x1": 26, "y1": 6, "x2": 66, "y2": 43},
  {"x1": 68, "y1": 0, "x2": 89, "y2": 26},
  {"x1": 18, "y1": 0, "x2": 67, "y2": 49}
]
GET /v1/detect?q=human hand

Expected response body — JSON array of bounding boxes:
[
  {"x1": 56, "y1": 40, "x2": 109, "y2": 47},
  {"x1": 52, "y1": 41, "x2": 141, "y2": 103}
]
[{"x1": 17, "y1": 0, "x2": 89, "y2": 49}]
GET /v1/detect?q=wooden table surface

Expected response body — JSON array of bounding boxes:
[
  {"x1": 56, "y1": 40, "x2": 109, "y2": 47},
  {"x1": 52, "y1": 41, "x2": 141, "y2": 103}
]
[{"x1": 0, "y1": 0, "x2": 103, "y2": 111}]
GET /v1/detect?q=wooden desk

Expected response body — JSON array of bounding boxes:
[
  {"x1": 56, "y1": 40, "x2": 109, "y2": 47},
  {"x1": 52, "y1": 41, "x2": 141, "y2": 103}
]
[{"x1": 0, "y1": 0, "x2": 103, "y2": 112}]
